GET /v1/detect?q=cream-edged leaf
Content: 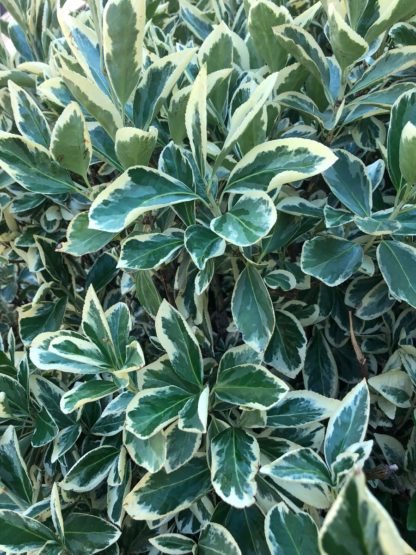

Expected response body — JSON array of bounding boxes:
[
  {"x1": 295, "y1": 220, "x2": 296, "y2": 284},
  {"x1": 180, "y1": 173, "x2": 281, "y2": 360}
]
[
  {"x1": 115, "y1": 126, "x2": 158, "y2": 169},
  {"x1": 0, "y1": 132, "x2": 78, "y2": 195},
  {"x1": 60, "y1": 445, "x2": 119, "y2": 492},
  {"x1": 232, "y1": 265, "x2": 275, "y2": 353},
  {"x1": 211, "y1": 192, "x2": 277, "y2": 247},
  {"x1": 198, "y1": 523, "x2": 241, "y2": 555},
  {"x1": 377, "y1": 240, "x2": 416, "y2": 308},
  {"x1": 368, "y1": 370, "x2": 412, "y2": 408},
  {"x1": 60, "y1": 380, "x2": 118, "y2": 414},
  {"x1": 185, "y1": 65, "x2": 207, "y2": 177},
  {"x1": 248, "y1": 1, "x2": 291, "y2": 72},
  {"x1": 8, "y1": 81, "x2": 50, "y2": 147},
  {"x1": 119, "y1": 231, "x2": 183, "y2": 270},
  {"x1": 61, "y1": 68, "x2": 122, "y2": 139},
  {"x1": 264, "y1": 310, "x2": 307, "y2": 379},
  {"x1": 324, "y1": 380, "x2": 370, "y2": 466},
  {"x1": 103, "y1": 0, "x2": 145, "y2": 106},
  {"x1": 149, "y1": 533, "x2": 195, "y2": 554},
  {"x1": 211, "y1": 428, "x2": 259, "y2": 508},
  {"x1": 265, "y1": 503, "x2": 319, "y2": 555},
  {"x1": 215, "y1": 361, "x2": 288, "y2": 410},
  {"x1": 301, "y1": 236, "x2": 363, "y2": 287},
  {"x1": 155, "y1": 300, "x2": 203, "y2": 389},
  {"x1": 50, "y1": 101, "x2": 92, "y2": 178},
  {"x1": 216, "y1": 73, "x2": 277, "y2": 167},
  {"x1": 319, "y1": 472, "x2": 412, "y2": 555},
  {"x1": 185, "y1": 224, "x2": 226, "y2": 270},
  {"x1": 226, "y1": 138, "x2": 337, "y2": 194},
  {"x1": 123, "y1": 455, "x2": 211, "y2": 520},
  {"x1": 134, "y1": 49, "x2": 196, "y2": 129},
  {"x1": 126, "y1": 386, "x2": 191, "y2": 439},
  {"x1": 58, "y1": 212, "x2": 114, "y2": 257},
  {"x1": 327, "y1": 5, "x2": 368, "y2": 71},
  {"x1": 267, "y1": 390, "x2": 340, "y2": 428},
  {"x1": 89, "y1": 166, "x2": 200, "y2": 233}
]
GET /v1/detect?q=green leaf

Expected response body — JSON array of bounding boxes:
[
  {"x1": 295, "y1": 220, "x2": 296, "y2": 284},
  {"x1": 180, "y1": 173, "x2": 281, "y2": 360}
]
[
  {"x1": 32, "y1": 406, "x2": 59, "y2": 448},
  {"x1": 9, "y1": 81, "x2": 50, "y2": 147},
  {"x1": 211, "y1": 192, "x2": 276, "y2": 247},
  {"x1": 0, "y1": 510, "x2": 55, "y2": 553},
  {"x1": 198, "y1": 523, "x2": 241, "y2": 555},
  {"x1": 185, "y1": 224, "x2": 225, "y2": 270},
  {"x1": 103, "y1": 0, "x2": 145, "y2": 106},
  {"x1": 150, "y1": 533, "x2": 195, "y2": 554},
  {"x1": 264, "y1": 310, "x2": 307, "y2": 378},
  {"x1": 156, "y1": 300, "x2": 203, "y2": 389},
  {"x1": 58, "y1": 213, "x2": 114, "y2": 257},
  {"x1": 89, "y1": 166, "x2": 200, "y2": 233},
  {"x1": 407, "y1": 493, "x2": 416, "y2": 531},
  {"x1": 0, "y1": 426, "x2": 33, "y2": 506},
  {"x1": 388, "y1": 89, "x2": 416, "y2": 189},
  {"x1": 212, "y1": 503, "x2": 268, "y2": 555},
  {"x1": 265, "y1": 503, "x2": 319, "y2": 555},
  {"x1": 324, "y1": 380, "x2": 370, "y2": 466},
  {"x1": 248, "y1": 1, "x2": 290, "y2": 72},
  {"x1": 64, "y1": 513, "x2": 121, "y2": 555},
  {"x1": 115, "y1": 126, "x2": 158, "y2": 169},
  {"x1": 0, "y1": 132, "x2": 78, "y2": 194},
  {"x1": 232, "y1": 265, "x2": 275, "y2": 353},
  {"x1": 303, "y1": 330, "x2": 338, "y2": 398},
  {"x1": 60, "y1": 445, "x2": 119, "y2": 492},
  {"x1": 377, "y1": 240, "x2": 416, "y2": 308},
  {"x1": 226, "y1": 138, "x2": 337, "y2": 194},
  {"x1": 319, "y1": 472, "x2": 411, "y2": 555},
  {"x1": 267, "y1": 390, "x2": 340, "y2": 428},
  {"x1": 60, "y1": 380, "x2": 118, "y2": 414},
  {"x1": 50, "y1": 102, "x2": 92, "y2": 179},
  {"x1": 322, "y1": 150, "x2": 372, "y2": 217},
  {"x1": 124, "y1": 455, "x2": 211, "y2": 520},
  {"x1": 211, "y1": 428, "x2": 259, "y2": 508},
  {"x1": 301, "y1": 236, "x2": 363, "y2": 286},
  {"x1": 119, "y1": 231, "x2": 184, "y2": 270},
  {"x1": 134, "y1": 271, "x2": 162, "y2": 318}
]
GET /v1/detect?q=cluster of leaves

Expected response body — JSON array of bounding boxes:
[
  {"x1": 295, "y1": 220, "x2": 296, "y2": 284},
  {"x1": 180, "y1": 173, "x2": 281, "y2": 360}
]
[{"x1": 1, "y1": 0, "x2": 416, "y2": 553}]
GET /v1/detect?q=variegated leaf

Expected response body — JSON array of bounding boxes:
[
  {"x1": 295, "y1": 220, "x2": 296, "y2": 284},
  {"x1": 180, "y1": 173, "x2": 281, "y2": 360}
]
[
  {"x1": 324, "y1": 380, "x2": 370, "y2": 466},
  {"x1": 211, "y1": 428, "x2": 259, "y2": 508},
  {"x1": 211, "y1": 192, "x2": 277, "y2": 247}
]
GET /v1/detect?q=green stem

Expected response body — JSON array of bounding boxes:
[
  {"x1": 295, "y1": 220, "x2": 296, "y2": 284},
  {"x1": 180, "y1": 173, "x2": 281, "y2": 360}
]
[{"x1": 231, "y1": 258, "x2": 239, "y2": 282}]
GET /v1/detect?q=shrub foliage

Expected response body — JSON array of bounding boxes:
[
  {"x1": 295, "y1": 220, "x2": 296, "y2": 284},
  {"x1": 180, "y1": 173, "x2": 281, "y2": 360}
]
[{"x1": 1, "y1": 0, "x2": 416, "y2": 553}]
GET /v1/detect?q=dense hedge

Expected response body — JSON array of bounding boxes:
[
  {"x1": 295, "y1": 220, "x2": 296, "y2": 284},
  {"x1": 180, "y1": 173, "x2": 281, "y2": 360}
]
[{"x1": 1, "y1": 0, "x2": 416, "y2": 553}]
